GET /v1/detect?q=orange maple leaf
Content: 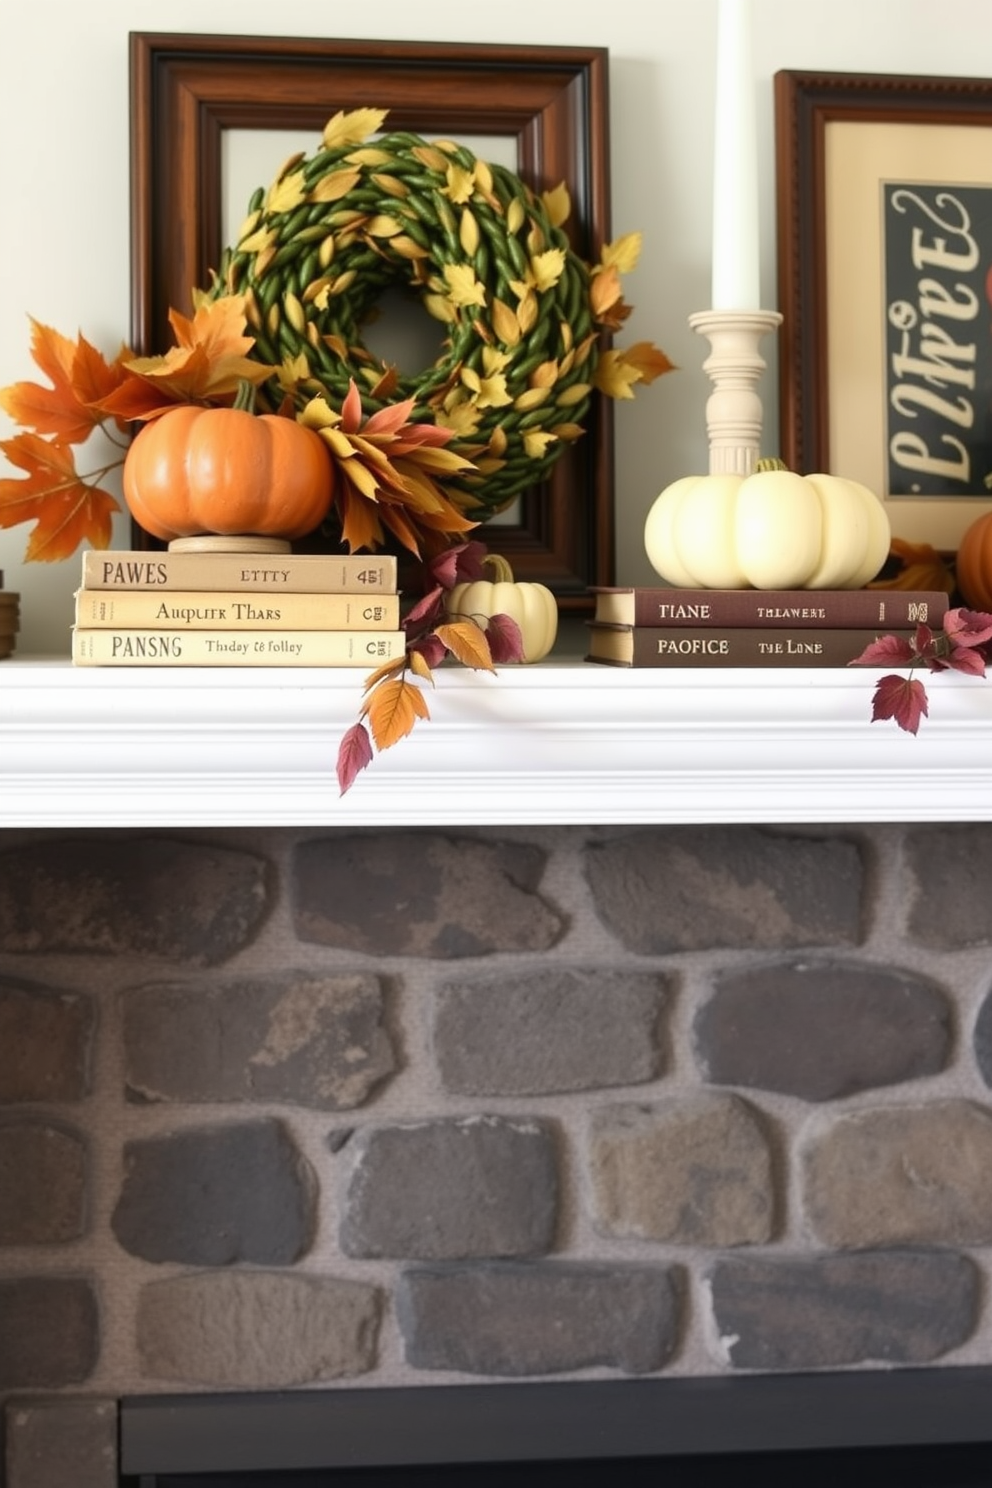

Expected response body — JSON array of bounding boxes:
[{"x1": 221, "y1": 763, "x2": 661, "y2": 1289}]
[
  {"x1": 0, "y1": 432, "x2": 120, "y2": 561},
  {"x1": 362, "y1": 676, "x2": 432, "y2": 750},
  {"x1": 0, "y1": 320, "x2": 133, "y2": 443},
  {"x1": 99, "y1": 295, "x2": 278, "y2": 420}
]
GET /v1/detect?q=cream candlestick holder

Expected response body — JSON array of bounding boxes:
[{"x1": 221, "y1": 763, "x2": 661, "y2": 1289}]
[{"x1": 688, "y1": 308, "x2": 783, "y2": 476}]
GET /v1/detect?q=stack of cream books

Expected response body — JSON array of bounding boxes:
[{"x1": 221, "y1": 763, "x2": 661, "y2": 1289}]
[{"x1": 72, "y1": 538, "x2": 404, "y2": 668}]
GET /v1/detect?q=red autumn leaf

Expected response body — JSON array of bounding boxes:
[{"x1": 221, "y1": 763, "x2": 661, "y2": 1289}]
[
  {"x1": 947, "y1": 644, "x2": 988, "y2": 677},
  {"x1": 336, "y1": 721, "x2": 374, "y2": 794},
  {"x1": 409, "y1": 633, "x2": 447, "y2": 670},
  {"x1": 403, "y1": 585, "x2": 445, "y2": 629},
  {"x1": 429, "y1": 538, "x2": 489, "y2": 589},
  {"x1": 485, "y1": 612, "x2": 525, "y2": 663},
  {"x1": 849, "y1": 632, "x2": 917, "y2": 668},
  {"x1": 870, "y1": 673, "x2": 930, "y2": 734},
  {"x1": 944, "y1": 606, "x2": 992, "y2": 650},
  {"x1": 0, "y1": 431, "x2": 120, "y2": 561}
]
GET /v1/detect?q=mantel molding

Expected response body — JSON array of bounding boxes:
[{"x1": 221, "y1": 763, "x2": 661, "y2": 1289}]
[{"x1": 3, "y1": 657, "x2": 992, "y2": 827}]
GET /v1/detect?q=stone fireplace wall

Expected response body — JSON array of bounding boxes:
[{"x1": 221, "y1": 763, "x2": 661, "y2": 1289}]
[{"x1": 3, "y1": 822, "x2": 992, "y2": 1484}]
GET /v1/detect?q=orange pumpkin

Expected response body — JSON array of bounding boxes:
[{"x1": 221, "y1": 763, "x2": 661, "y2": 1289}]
[
  {"x1": 956, "y1": 512, "x2": 992, "y2": 610},
  {"x1": 123, "y1": 403, "x2": 334, "y2": 543}
]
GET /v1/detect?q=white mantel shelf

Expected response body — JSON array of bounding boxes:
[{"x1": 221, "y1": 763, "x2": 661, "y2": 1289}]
[{"x1": 2, "y1": 656, "x2": 992, "y2": 827}]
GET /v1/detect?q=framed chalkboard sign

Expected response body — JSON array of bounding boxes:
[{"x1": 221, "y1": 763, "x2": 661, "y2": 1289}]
[{"x1": 775, "y1": 70, "x2": 992, "y2": 552}]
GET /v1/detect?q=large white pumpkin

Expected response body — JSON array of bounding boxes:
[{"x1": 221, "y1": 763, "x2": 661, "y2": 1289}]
[{"x1": 643, "y1": 462, "x2": 891, "y2": 590}]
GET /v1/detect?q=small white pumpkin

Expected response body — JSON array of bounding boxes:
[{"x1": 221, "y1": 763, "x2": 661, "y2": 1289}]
[
  {"x1": 644, "y1": 458, "x2": 891, "y2": 590},
  {"x1": 445, "y1": 554, "x2": 558, "y2": 662}
]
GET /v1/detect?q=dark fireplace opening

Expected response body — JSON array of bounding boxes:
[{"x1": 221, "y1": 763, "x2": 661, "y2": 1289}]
[{"x1": 120, "y1": 1367, "x2": 992, "y2": 1487}]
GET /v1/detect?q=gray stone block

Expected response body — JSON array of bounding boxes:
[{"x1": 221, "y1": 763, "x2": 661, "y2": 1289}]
[
  {"x1": 136, "y1": 1271, "x2": 381, "y2": 1388},
  {"x1": 709, "y1": 1250, "x2": 979, "y2": 1370},
  {"x1": 0, "y1": 1278, "x2": 98, "y2": 1389},
  {"x1": 5, "y1": 1397, "x2": 117, "y2": 1488},
  {"x1": 397, "y1": 1262, "x2": 683, "y2": 1376},
  {"x1": 584, "y1": 827, "x2": 865, "y2": 954},
  {"x1": 0, "y1": 836, "x2": 271, "y2": 964},
  {"x1": 434, "y1": 969, "x2": 670, "y2": 1096},
  {"x1": 0, "y1": 1119, "x2": 87, "y2": 1244},
  {"x1": 123, "y1": 972, "x2": 395, "y2": 1109},
  {"x1": 803, "y1": 1100, "x2": 992, "y2": 1246},
  {"x1": 0, "y1": 979, "x2": 94, "y2": 1103},
  {"x1": 111, "y1": 1118, "x2": 316, "y2": 1265},
  {"x1": 905, "y1": 825, "x2": 992, "y2": 947},
  {"x1": 292, "y1": 832, "x2": 563, "y2": 957},
  {"x1": 340, "y1": 1116, "x2": 558, "y2": 1259},
  {"x1": 694, "y1": 960, "x2": 950, "y2": 1100},
  {"x1": 588, "y1": 1093, "x2": 775, "y2": 1246}
]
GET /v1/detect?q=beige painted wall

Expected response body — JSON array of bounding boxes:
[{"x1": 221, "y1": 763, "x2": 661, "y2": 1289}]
[{"x1": 3, "y1": 0, "x2": 992, "y2": 653}]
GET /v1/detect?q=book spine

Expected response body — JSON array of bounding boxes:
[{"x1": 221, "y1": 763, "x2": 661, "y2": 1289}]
[
  {"x1": 610, "y1": 590, "x2": 947, "y2": 629},
  {"x1": 74, "y1": 590, "x2": 400, "y2": 631},
  {"x1": 80, "y1": 551, "x2": 397, "y2": 594},
  {"x1": 72, "y1": 629, "x2": 406, "y2": 668},
  {"x1": 588, "y1": 626, "x2": 915, "y2": 668}
]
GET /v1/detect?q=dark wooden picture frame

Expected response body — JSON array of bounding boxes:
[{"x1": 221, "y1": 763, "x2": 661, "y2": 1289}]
[
  {"x1": 775, "y1": 70, "x2": 992, "y2": 552},
  {"x1": 129, "y1": 33, "x2": 613, "y2": 606}
]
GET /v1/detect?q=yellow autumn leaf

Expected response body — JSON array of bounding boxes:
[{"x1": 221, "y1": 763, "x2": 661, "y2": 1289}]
[
  {"x1": 507, "y1": 198, "x2": 525, "y2": 236},
  {"x1": 298, "y1": 394, "x2": 341, "y2": 430},
  {"x1": 444, "y1": 263, "x2": 487, "y2": 308},
  {"x1": 407, "y1": 649, "x2": 436, "y2": 684},
  {"x1": 444, "y1": 164, "x2": 476, "y2": 205},
  {"x1": 476, "y1": 374, "x2": 512, "y2": 409},
  {"x1": 364, "y1": 215, "x2": 403, "y2": 238},
  {"x1": 541, "y1": 182, "x2": 572, "y2": 228},
  {"x1": 390, "y1": 235, "x2": 431, "y2": 261},
  {"x1": 516, "y1": 292, "x2": 538, "y2": 336},
  {"x1": 238, "y1": 225, "x2": 277, "y2": 257},
  {"x1": 266, "y1": 170, "x2": 306, "y2": 215},
  {"x1": 514, "y1": 386, "x2": 551, "y2": 412},
  {"x1": 322, "y1": 107, "x2": 389, "y2": 151},
  {"x1": 555, "y1": 382, "x2": 593, "y2": 406},
  {"x1": 236, "y1": 208, "x2": 261, "y2": 243},
  {"x1": 412, "y1": 144, "x2": 450, "y2": 173},
  {"x1": 435, "y1": 620, "x2": 496, "y2": 672},
  {"x1": 599, "y1": 231, "x2": 643, "y2": 275},
  {"x1": 530, "y1": 248, "x2": 566, "y2": 293},
  {"x1": 529, "y1": 360, "x2": 559, "y2": 389},
  {"x1": 592, "y1": 349, "x2": 642, "y2": 399},
  {"x1": 459, "y1": 208, "x2": 480, "y2": 257},
  {"x1": 491, "y1": 298, "x2": 521, "y2": 346},
  {"x1": 309, "y1": 167, "x2": 363, "y2": 204},
  {"x1": 424, "y1": 293, "x2": 458, "y2": 323},
  {"x1": 523, "y1": 430, "x2": 558, "y2": 460},
  {"x1": 474, "y1": 159, "x2": 494, "y2": 198},
  {"x1": 276, "y1": 352, "x2": 310, "y2": 391},
  {"x1": 619, "y1": 340, "x2": 676, "y2": 385},
  {"x1": 370, "y1": 172, "x2": 410, "y2": 197},
  {"x1": 436, "y1": 399, "x2": 482, "y2": 438},
  {"x1": 346, "y1": 147, "x2": 394, "y2": 167}
]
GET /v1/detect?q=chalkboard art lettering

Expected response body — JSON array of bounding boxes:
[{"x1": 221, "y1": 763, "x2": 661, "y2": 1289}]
[{"x1": 885, "y1": 184, "x2": 992, "y2": 497}]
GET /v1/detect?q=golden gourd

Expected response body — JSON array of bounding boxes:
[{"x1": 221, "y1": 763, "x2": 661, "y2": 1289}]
[{"x1": 644, "y1": 460, "x2": 891, "y2": 590}]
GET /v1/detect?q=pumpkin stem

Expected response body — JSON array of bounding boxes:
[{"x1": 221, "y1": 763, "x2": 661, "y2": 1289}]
[
  {"x1": 233, "y1": 380, "x2": 257, "y2": 414},
  {"x1": 483, "y1": 553, "x2": 515, "y2": 583},
  {"x1": 755, "y1": 457, "x2": 790, "y2": 474}
]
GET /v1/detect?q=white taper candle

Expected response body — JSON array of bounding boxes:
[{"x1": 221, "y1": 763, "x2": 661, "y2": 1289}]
[{"x1": 711, "y1": 0, "x2": 761, "y2": 310}]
